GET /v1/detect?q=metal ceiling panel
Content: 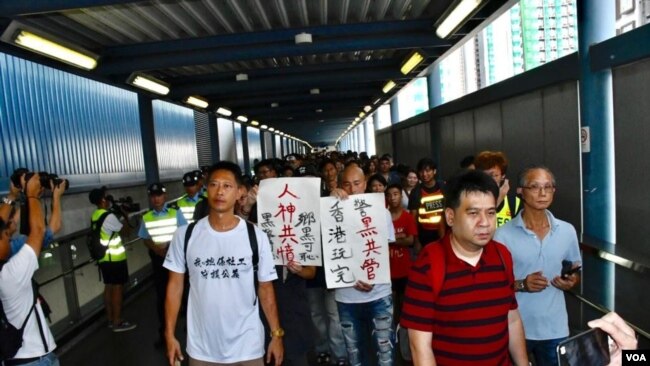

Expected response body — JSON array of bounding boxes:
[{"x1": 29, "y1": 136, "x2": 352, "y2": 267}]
[{"x1": 0, "y1": 0, "x2": 510, "y2": 145}]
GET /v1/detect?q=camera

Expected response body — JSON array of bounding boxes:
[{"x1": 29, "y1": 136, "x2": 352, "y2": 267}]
[
  {"x1": 106, "y1": 195, "x2": 140, "y2": 214},
  {"x1": 10, "y1": 168, "x2": 69, "y2": 191}
]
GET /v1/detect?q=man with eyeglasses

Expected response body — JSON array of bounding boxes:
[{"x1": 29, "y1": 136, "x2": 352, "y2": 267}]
[{"x1": 494, "y1": 166, "x2": 581, "y2": 366}]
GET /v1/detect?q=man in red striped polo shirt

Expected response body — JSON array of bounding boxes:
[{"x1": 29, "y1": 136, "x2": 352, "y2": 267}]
[{"x1": 401, "y1": 170, "x2": 528, "y2": 366}]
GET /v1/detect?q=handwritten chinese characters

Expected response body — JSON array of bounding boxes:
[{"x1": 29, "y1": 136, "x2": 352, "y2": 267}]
[
  {"x1": 320, "y1": 193, "x2": 391, "y2": 289},
  {"x1": 258, "y1": 178, "x2": 322, "y2": 266}
]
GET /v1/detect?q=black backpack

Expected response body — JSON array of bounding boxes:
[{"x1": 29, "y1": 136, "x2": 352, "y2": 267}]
[
  {"x1": 87, "y1": 212, "x2": 116, "y2": 261},
  {"x1": 0, "y1": 261, "x2": 37, "y2": 361}
]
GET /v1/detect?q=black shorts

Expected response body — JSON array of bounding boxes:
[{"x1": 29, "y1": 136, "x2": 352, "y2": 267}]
[{"x1": 99, "y1": 260, "x2": 129, "y2": 285}]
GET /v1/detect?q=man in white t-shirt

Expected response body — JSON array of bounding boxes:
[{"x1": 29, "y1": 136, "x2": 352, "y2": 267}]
[
  {"x1": 0, "y1": 174, "x2": 59, "y2": 365},
  {"x1": 330, "y1": 164, "x2": 396, "y2": 366},
  {"x1": 164, "y1": 161, "x2": 284, "y2": 366}
]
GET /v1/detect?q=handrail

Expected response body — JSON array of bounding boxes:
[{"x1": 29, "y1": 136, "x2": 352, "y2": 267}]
[
  {"x1": 566, "y1": 290, "x2": 650, "y2": 342},
  {"x1": 580, "y1": 235, "x2": 650, "y2": 274}
]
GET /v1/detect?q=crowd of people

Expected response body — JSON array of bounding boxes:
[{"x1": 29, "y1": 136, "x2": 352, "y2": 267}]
[{"x1": 0, "y1": 150, "x2": 640, "y2": 366}]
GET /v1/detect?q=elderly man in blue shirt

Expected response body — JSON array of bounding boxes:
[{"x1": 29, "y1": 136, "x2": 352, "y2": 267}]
[{"x1": 494, "y1": 166, "x2": 581, "y2": 366}]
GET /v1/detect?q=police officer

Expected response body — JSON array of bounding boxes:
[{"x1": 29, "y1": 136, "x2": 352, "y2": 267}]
[
  {"x1": 175, "y1": 171, "x2": 206, "y2": 224},
  {"x1": 138, "y1": 183, "x2": 186, "y2": 346}
]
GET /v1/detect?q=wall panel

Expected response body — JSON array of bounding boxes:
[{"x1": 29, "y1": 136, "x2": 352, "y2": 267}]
[
  {"x1": 152, "y1": 100, "x2": 198, "y2": 180},
  {"x1": 613, "y1": 58, "x2": 650, "y2": 250},
  {"x1": 473, "y1": 104, "x2": 503, "y2": 153},
  {"x1": 0, "y1": 52, "x2": 143, "y2": 189},
  {"x1": 374, "y1": 131, "x2": 392, "y2": 157},
  {"x1": 218, "y1": 118, "x2": 236, "y2": 162}
]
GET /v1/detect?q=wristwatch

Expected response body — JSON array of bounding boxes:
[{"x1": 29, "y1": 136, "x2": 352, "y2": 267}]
[
  {"x1": 270, "y1": 328, "x2": 285, "y2": 338},
  {"x1": 2, "y1": 196, "x2": 15, "y2": 206},
  {"x1": 515, "y1": 280, "x2": 526, "y2": 292}
]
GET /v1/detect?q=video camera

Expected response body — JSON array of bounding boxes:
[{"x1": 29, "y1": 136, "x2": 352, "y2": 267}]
[
  {"x1": 10, "y1": 168, "x2": 69, "y2": 191},
  {"x1": 106, "y1": 195, "x2": 140, "y2": 214}
]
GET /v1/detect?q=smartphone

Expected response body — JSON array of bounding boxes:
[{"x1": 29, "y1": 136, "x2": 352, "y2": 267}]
[
  {"x1": 557, "y1": 328, "x2": 610, "y2": 366},
  {"x1": 561, "y1": 260, "x2": 581, "y2": 279},
  {"x1": 561, "y1": 265, "x2": 582, "y2": 279}
]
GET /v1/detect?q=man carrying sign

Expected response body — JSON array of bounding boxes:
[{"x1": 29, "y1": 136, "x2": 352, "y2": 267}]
[{"x1": 330, "y1": 164, "x2": 396, "y2": 366}]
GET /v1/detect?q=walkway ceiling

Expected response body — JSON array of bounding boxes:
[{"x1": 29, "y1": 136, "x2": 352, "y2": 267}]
[{"x1": 0, "y1": 0, "x2": 509, "y2": 146}]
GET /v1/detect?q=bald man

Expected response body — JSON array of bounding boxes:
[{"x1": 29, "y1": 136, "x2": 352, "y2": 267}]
[{"x1": 330, "y1": 165, "x2": 396, "y2": 366}]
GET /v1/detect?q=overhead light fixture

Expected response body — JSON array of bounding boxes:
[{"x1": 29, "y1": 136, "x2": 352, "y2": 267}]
[
  {"x1": 261, "y1": 124, "x2": 268, "y2": 129},
  {"x1": 373, "y1": 98, "x2": 382, "y2": 105},
  {"x1": 236, "y1": 115, "x2": 248, "y2": 123},
  {"x1": 400, "y1": 51, "x2": 424, "y2": 75},
  {"x1": 355, "y1": 117, "x2": 361, "y2": 122},
  {"x1": 269, "y1": 127, "x2": 275, "y2": 132},
  {"x1": 184, "y1": 96, "x2": 209, "y2": 109},
  {"x1": 310, "y1": 88, "x2": 320, "y2": 95},
  {"x1": 295, "y1": 32, "x2": 313, "y2": 44},
  {"x1": 271, "y1": 102, "x2": 279, "y2": 108},
  {"x1": 236, "y1": 73, "x2": 248, "y2": 81},
  {"x1": 319, "y1": 119, "x2": 324, "y2": 123},
  {"x1": 7, "y1": 29, "x2": 98, "y2": 70},
  {"x1": 216, "y1": 107, "x2": 232, "y2": 116},
  {"x1": 363, "y1": 105, "x2": 372, "y2": 112},
  {"x1": 316, "y1": 108, "x2": 323, "y2": 113},
  {"x1": 436, "y1": 0, "x2": 483, "y2": 39},
  {"x1": 127, "y1": 73, "x2": 170, "y2": 95},
  {"x1": 382, "y1": 80, "x2": 396, "y2": 93},
  {"x1": 359, "y1": 112, "x2": 366, "y2": 118},
  {"x1": 251, "y1": 120, "x2": 260, "y2": 126}
]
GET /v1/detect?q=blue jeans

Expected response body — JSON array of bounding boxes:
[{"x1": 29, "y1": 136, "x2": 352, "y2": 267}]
[
  {"x1": 337, "y1": 295, "x2": 394, "y2": 366},
  {"x1": 527, "y1": 337, "x2": 567, "y2": 366},
  {"x1": 17, "y1": 352, "x2": 60, "y2": 366}
]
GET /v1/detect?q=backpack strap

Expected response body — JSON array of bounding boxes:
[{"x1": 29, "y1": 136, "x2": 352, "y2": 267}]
[
  {"x1": 245, "y1": 221, "x2": 259, "y2": 305},
  {"x1": 183, "y1": 221, "x2": 197, "y2": 276}
]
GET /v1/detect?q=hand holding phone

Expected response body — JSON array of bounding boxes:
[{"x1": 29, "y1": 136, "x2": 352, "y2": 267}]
[
  {"x1": 561, "y1": 260, "x2": 581, "y2": 279},
  {"x1": 557, "y1": 328, "x2": 610, "y2": 366}
]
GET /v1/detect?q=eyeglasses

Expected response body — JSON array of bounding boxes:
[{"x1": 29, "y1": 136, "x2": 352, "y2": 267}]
[{"x1": 522, "y1": 184, "x2": 556, "y2": 193}]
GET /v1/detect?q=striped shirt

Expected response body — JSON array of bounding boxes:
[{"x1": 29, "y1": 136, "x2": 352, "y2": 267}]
[{"x1": 400, "y1": 235, "x2": 517, "y2": 366}]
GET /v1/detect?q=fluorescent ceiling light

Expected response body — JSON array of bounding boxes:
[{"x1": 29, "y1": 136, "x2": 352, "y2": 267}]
[
  {"x1": 295, "y1": 32, "x2": 313, "y2": 44},
  {"x1": 436, "y1": 0, "x2": 483, "y2": 39},
  {"x1": 216, "y1": 107, "x2": 232, "y2": 116},
  {"x1": 310, "y1": 88, "x2": 320, "y2": 95},
  {"x1": 236, "y1": 115, "x2": 248, "y2": 123},
  {"x1": 373, "y1": 98, "x2": 382, "y2": 105},
  {"x1": 261, "y1": 124, "x2": 268, "y2": 129},
  {"x1": 251, "y1": 120, "x2": 260, "y2": 126},
  {"x1": 129, "y1": 74, "x2": 170, "y2": 95},
  {"x1": 382, "y1": 80, "x2": 396, "y2": 93},
  {"x1": 271, "y1": 102, "x2": 279, "y2": 108},
  {"x1": 400, "y1": 52, "x2": 424, "y2": 75},
  {"x1": 363, "y1": 105, "x2": 372, "y2": 112},
  {"x1": 12, "y1": 30, "x2": 97, "y2": 70},
  {"x1": 269, "y1": 127, "x2": 275, "y2": 132},
  {"x1": 184, "y1": 96, "x2": 208, "y2": 109},
  {"x1": 359, "y1": 112, "x2": 366, "y2": 118},
  {"x1": 316, "y1": 109, "x2": 323, "y2": 113},
  {"x1": 236, "y1": 73, "x2": 248, "y2": 81}
]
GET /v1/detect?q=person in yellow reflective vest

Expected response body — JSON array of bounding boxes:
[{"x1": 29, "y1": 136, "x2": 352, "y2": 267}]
[
  {"x1": 474, "y1": 151, "x2": 522, "y2": 227},
  {"x1": 138, "y1": 182, "x2": 187, "y2": 347},
  {"x1": 408, "y1": 158, "x2": 445, "y2": 251},
  {"x1": 89, "y1": 186, "x2": 137, "y2": 332},
  {"x1": 174, "y1": 171, "x2": 206, "y2": 224}
]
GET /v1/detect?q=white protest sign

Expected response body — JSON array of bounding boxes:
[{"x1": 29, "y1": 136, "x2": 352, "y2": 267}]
[
  {"x1": 257, "y1": 177, "x2": 322, "y2": 266},
  {"x1": 320, "y1": 193, "x2": 391, "y2": 288}
]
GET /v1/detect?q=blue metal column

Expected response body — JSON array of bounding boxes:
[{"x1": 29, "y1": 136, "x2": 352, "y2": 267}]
[
  {"x1": 390, "y1": 98, "x2": 399, "y2": 124},
  {"x1": 208, "y1": 112, "x2": 220, "y2": 164},
  {"x1": 259, "y1": 130, "x2": 266, "y2": 160},
  {"x1": 428, "y1": 64, "x2": 443, "y2": 108},
  {"x1": 240, "y1": 124, "x2": 250, "y2": 174},
  {"x1": 271, "y1": 134, "x2": 277, "y2": 158},
  {"x1": 138, "y1": 94, "x2": 159, "y2": 184},
  {"x1": 577, "y1": 0, "x2": 616, "y2": 309}
]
